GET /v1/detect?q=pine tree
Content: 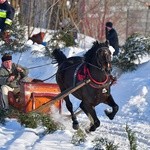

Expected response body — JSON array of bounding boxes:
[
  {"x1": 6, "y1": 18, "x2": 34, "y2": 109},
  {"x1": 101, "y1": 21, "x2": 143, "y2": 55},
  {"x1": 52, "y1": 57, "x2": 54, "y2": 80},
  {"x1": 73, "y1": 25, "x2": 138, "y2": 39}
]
[
  {"x1": 126, "y1": 124, "x2": 137, "y2": 150},
  {"x1": 113, "y1": 33, "x2": 150, "y2": 72}
]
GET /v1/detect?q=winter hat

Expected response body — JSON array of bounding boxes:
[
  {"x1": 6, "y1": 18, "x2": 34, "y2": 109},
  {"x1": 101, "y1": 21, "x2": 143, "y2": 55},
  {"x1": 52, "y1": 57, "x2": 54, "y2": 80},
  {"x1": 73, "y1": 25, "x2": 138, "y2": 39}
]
[
  {"x1": 106, "y1": 22, "x2": 113, "y2": 28},
  {"x1": 1, "y1": 53, "x2": 12, "y2": 62}
]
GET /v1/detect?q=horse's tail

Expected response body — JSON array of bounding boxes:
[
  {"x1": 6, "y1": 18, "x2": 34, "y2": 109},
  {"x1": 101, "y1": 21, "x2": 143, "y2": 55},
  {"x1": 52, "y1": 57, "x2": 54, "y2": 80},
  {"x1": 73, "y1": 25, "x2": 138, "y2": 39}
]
[{"x1": 52, "y1": 48, "x2": 67, "y2": 65}]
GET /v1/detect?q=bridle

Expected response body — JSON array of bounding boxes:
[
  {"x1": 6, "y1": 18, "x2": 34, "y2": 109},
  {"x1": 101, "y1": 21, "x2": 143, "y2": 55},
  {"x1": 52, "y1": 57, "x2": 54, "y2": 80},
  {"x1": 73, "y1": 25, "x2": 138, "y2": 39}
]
[
  {"x1": 96, "y1": 47, "x2": 112, "y2": 72},
  {"x1": 85, "y1": 47, "x2": 111, "y2": 89}
]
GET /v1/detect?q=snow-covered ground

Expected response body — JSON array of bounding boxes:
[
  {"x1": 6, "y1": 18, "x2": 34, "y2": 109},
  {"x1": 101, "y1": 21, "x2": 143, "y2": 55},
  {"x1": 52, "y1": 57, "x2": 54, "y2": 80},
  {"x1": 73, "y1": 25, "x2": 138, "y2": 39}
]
[{"x1": 0, "y1": 36, "x2": 150, "y2": 150}]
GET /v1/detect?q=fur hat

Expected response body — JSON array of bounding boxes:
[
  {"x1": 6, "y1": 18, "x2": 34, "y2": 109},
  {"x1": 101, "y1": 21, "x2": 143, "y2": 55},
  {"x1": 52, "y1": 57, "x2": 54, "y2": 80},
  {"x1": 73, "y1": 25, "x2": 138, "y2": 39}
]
[
  {"x1": 1, "y1": 53, "x2": 12, "y2": 62},
  {"x1": 106, "y1": 22, "x2": 113, "y2": 28}
]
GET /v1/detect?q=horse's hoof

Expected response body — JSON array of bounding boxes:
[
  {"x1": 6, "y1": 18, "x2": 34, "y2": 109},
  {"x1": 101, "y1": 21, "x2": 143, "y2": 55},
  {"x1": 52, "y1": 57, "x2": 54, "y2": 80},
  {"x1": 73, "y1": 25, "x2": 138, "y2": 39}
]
[
  {"x1": 85, "y1": 128, "x2": 90, "y2": 133},
  {"x1": 89, "y1": 125, "x2": 96, "y2": 132},
  {"x1": 104, "y1": 110, "x2": 114, "y2": 120},
  {"x1": 73, "y1": 121, "x2": 79, "y2": 130},
  {"x1": 85, "y1": 127, "x2": 94, "y2": 133}
]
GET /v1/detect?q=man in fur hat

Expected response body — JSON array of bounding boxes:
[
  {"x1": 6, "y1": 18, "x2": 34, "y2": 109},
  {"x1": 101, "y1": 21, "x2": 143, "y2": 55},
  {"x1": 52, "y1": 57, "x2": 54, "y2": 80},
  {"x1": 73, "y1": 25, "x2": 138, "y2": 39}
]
[{"x1": 0, "y1": 53, "x2": 29, "y2": 110}]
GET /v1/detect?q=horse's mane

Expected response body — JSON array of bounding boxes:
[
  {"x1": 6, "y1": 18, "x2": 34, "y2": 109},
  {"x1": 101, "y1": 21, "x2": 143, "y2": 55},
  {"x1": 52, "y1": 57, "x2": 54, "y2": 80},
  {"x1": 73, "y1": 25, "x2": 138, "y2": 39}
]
[
  {"x1": 84, "y1": 41, "x2": 108, "y2": 63},
  {"x1": 52, "y1": 48, "x2": 67, "y2": 65},
  {"x1": 52, "y1": 41, "x2": 108, "y2": 65}
]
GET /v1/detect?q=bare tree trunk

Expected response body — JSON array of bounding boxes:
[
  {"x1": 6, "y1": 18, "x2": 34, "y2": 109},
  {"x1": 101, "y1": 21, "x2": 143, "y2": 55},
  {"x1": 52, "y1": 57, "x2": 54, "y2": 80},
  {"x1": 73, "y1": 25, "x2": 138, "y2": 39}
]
[
  {"x1": 126, "y1": 8, "x2": 129, "y2": 40},
  {"x1": 10, "y1": 0, "x2": 19, "y2": 8},
  {"x1": 18, "y1": 0, "x2": 150, "y2": 44},
  {"x1": 27, "y1": 0, "x2": 32, "y2": 38}
]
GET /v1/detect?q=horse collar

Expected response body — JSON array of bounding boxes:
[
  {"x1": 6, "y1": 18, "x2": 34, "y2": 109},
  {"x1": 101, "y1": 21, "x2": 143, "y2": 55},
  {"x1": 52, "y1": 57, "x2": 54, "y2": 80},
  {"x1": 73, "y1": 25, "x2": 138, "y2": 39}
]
[
  {"x1": 86, "y1": 67, "x2": 109, "y2": 85},
  {"x1": 75, "y1": 63, "x2": 109, "y2": 89}
]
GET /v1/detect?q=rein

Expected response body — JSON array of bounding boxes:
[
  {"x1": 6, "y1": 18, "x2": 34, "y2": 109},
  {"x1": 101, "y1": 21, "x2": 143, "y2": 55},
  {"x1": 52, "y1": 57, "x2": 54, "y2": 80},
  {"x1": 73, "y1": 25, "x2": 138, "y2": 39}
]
[
  {"x1": 43, "y1": 61, "x2": 82, "y2": 82},
  {"x1": 28, "y1": 63, "x2": 51, "y2": 69}
]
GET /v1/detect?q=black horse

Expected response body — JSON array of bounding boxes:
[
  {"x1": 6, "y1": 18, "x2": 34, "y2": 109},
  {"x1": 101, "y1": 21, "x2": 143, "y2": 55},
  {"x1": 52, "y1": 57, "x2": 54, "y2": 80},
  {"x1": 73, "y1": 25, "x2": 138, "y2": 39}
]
[{"x1": 52, "y1": 41, "x2": 119, "y2": 132}]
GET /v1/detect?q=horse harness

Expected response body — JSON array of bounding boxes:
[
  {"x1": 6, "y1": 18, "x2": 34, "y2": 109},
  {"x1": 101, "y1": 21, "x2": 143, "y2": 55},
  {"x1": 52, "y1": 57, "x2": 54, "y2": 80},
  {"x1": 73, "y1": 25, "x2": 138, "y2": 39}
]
[{"x1": 73, "y1": 62, "x2": 114, "y2": 94}]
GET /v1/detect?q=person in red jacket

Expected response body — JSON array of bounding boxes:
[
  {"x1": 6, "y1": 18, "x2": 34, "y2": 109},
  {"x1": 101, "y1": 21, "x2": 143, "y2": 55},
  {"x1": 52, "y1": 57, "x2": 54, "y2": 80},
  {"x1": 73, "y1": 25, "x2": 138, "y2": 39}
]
[{"x1": 0, "y1": 0, "x2": 15, "y2": 43}]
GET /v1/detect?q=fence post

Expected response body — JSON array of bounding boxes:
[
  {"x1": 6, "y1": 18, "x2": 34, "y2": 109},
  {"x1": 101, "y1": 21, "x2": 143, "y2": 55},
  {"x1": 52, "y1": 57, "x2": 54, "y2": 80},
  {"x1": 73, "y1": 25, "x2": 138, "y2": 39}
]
[{"x1": 145, "y1": 3, "x2": 150, "y2": 36}]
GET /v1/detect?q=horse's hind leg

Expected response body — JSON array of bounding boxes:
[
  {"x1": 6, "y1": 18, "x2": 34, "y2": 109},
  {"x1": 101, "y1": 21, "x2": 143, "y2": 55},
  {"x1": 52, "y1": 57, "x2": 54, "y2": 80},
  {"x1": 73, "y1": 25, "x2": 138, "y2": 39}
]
[
  {"x1": 64, "y1": 96, "x2": 79, "y2": 130},
  {"x1": 80, "y1": 102, "x2": 100, "y2": 132},
  {"x1": 104, "y1": 95, "x2": 119, "y2": 120}
]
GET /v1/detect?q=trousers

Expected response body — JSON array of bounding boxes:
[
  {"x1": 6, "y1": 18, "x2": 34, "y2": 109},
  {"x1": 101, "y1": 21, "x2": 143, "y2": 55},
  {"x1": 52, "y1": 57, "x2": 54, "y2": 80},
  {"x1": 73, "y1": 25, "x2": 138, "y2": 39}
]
[{"x1": 1, "y1": 85, "x2": 14, "y2": 110}]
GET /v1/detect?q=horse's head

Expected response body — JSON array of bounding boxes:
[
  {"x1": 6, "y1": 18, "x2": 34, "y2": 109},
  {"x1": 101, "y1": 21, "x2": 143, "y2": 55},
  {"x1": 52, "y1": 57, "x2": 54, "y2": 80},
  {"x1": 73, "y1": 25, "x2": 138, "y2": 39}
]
[
  {"x1": 93, "y1": 41, "x2": 112, "y2": 72},
  {"x1": 84, "y1": 41, "x2": 112, "y2": 72},
  {"x1": 96, "y1": 45, "x2": 112, "y2": 72}
]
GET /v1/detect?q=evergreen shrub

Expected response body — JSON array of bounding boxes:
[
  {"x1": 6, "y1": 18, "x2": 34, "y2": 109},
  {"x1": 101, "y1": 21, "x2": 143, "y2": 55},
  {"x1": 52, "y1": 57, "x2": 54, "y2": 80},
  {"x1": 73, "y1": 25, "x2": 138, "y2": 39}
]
[{"x1": 113, "y1": 33, "x2": 150, "y2": 72}]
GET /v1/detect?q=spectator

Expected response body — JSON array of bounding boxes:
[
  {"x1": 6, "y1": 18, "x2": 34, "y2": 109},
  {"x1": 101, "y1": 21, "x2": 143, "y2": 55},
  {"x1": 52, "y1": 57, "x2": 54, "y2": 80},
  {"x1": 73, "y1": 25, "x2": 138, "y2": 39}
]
[
  {"x1": 0, "y1": 0, "x2": 15, "y2": 43},
  {"x1": 0, "y1": 53, "x2": 30, "y2": 110},
  {"x1": 105, "y1": 22, "x2": 119, "y2": 56}
]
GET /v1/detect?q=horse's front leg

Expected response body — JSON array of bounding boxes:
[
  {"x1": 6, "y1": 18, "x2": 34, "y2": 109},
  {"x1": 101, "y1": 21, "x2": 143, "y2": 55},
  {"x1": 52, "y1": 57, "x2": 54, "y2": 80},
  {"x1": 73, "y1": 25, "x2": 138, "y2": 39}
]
[
  {"x1": 104, "y1": 94, "x2": 119, "y2": 120},
  {"x1": 80, "y1": 101, "x2": 100, "y2": 132},
  {"x1": 64, "y1": 96, "x2": 79, "y2": 130}
]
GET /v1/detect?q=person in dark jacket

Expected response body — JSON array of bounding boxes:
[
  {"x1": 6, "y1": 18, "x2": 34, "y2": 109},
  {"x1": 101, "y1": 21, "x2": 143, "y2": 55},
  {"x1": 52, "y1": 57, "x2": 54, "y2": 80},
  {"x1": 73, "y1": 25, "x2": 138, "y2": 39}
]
[
  {"x1": 0, "y1": 0, "x2": 15, "y2": 43},
  {"x1": 0, "y1": 53, "x2": 30, "y2": 110},
  {"x1": 105, "y1": 22, "x2": 119, "y2": 56}
]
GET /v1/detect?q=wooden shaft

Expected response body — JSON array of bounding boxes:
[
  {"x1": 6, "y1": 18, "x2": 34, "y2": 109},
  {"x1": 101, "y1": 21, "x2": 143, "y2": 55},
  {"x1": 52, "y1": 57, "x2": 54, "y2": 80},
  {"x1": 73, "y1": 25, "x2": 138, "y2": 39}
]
[{"x1": 30, "y1": 79, "x2": 91, "y2": 113}]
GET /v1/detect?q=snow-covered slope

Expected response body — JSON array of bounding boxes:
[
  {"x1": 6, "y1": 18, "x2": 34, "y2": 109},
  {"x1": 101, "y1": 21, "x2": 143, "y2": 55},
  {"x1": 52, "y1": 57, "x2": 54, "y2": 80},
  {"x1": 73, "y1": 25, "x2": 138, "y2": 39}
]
[{"x1": 0, "y1": 36, "x2": 150, "y2": 150}]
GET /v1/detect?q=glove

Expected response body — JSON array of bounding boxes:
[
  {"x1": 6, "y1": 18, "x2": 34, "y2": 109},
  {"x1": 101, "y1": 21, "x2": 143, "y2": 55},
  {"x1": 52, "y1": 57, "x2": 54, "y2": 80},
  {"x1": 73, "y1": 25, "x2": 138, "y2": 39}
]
[
  {"x1": 2, "y1": 30, "x2": 11, "y2": 44},
  {"x1": 109, "y1": 75, "x2": 117, "y2": 85},
  {"x1": 105, "y1": 40, "x2": 110, "y2": 46}
]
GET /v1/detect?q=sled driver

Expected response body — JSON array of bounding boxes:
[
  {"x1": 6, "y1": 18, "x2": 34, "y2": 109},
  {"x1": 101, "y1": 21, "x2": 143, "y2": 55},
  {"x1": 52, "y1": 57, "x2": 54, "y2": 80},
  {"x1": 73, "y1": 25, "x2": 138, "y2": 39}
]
[{"x1": 0, "y1": 53, "x2": 30, "y2": 110}]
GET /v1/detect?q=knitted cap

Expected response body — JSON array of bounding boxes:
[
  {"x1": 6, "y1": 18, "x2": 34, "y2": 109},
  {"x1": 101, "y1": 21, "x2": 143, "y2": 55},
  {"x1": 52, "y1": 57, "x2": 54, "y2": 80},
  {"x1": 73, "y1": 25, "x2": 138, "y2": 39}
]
[{"x1": 106, "y1": 22, "x2": 113, "y2": 28}]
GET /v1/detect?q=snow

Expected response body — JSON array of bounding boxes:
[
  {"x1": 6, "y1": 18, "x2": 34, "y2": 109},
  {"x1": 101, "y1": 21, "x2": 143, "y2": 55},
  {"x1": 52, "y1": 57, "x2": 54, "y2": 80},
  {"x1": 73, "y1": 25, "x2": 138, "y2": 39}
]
[{"x1": 1, "y1": 35, "x2": 150, "y2": 150}]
